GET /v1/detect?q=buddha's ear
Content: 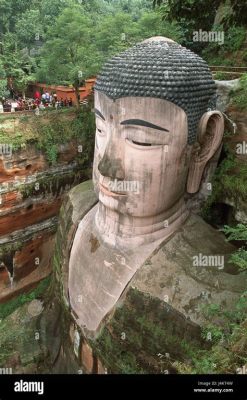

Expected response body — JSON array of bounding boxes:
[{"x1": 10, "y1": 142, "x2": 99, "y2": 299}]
[{"x1": 187, "y1": 111, "x2": 224, "y2": 194}]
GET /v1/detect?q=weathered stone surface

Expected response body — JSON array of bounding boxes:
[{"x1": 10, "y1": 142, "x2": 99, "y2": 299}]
[
  {"x1": 0, "y1": 198, "x2": 62, "y2": 236},
  {"x1": 215, "y1": 79, "x2": 241, "y2": 113},
  {"x1": 223, "y1": 197, "x2": 247, "y2": 224},
  {"x1": 87, "y1": 214, "x2": 246, "y2": 373},
  {"x1": 132, "y1": 214, "x2": 246, "y2": 326},
  {"x1": 216, "y1": 104, "x2": 247, "y2": 220},
  {"x1": 80, "y1": 341, "x2": 94, "y2": 373},
  {"x1": 53, "y1": 180, "x2": 97, "y2": 303},
  {"x1": 0, "y1": 140, "x2": 91, "y2": 302},
  {"x1": 0, "y1": 256, "x2": 51, "y2": 304},
  {"x1": 0, "y1": 145, "x2": 47, "y2": 184},
  {"x1": 51, "y1": 181, "x2": 246, "y2": 373},
  {"x1": 0, "y1": 294, "x2": 68, "y2": 373},
  {"x1": 0, "y1": 219, "x2": 56, "y2": 303},
  {"x1": 225, "y1": 105, "x2": 247, "y2": 161},
  {"x1": 39, "y1": 300, "x2": 62, "y2": 366},
  {"x1": 0, "y1": 302, "x2": 47, "y2": 373}
]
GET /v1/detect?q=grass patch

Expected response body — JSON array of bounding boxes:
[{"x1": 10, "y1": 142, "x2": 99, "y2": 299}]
[
  {"x1": 214, "y1": 72, "x2": 232, "y2": 80},
  {"x1": 231, "y1": 73, "x2": 247, "y2": 110},
  {"x1": 0, "y1": 276, "x2": 51, "y2": 320},
  {"x1": 174, "y1": 291, "x2": 247, "y2": 374}
]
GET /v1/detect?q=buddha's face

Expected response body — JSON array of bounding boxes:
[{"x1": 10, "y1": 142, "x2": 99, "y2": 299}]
[{"x1": 93, "y1": 91, "x2": 192, "y2": 218}]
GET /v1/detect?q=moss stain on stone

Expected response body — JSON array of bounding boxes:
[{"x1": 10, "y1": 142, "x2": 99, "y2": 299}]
[
  {"x1": 89, "y1": 288, "x2": 206, "y2": 374},
  {"x1": 89, "y1": 234, "x2": 100, "y2": 253}
]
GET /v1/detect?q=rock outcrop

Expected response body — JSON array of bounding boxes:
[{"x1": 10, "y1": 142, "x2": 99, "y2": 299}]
[{"x1": 0, "y1": 111, "x2": 92, "y2": 303}]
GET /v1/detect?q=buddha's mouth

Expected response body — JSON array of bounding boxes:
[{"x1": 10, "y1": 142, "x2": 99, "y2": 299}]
[{"x1": 99, "y1": 183, "x2": 127, "y2": 197}]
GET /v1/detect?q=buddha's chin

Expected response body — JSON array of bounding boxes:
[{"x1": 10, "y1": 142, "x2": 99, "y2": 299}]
[{"x1": 98, "y1": 191, "x2": 129, "y2": 214}]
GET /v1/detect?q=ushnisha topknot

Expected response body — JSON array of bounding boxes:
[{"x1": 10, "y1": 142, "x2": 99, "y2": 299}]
[{"x1": 95, "y1": 37, "x2": 216, "y2": 144}]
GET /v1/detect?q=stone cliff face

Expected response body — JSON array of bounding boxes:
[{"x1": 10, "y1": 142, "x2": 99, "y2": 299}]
[
  {"x1": 223, "y1": 103, "x2": 247, "y2": 221},
  {"x1": 0, "y1": 110, "x2": 93, "y2": 303},
  {"x1": 208, "y1": 80, "x2": 247, "y2": 224}
]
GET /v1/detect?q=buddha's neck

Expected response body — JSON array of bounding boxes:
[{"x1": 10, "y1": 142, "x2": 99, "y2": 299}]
[{"x1": 94, "y1": 196, "x2": 189, "y2": 248}]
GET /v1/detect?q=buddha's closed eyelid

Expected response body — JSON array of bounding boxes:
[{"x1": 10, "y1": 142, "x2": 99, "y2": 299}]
[
  {"x1": 123, "y1": 128, "x2": 169, "y2": 146},
  {"x1": 97, "y1": 127, "x2": 105, "y2": 135},
  {"x1": 125, "y1": 138, "x2": 163, "y2": 150},
  {"x1": 96, "y1": 117, "x2": 106, "y2": 137}
]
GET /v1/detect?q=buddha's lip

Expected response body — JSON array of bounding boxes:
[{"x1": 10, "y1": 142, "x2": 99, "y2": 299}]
[{"x1": 99, "y1": 183, "x2": 127, "y2": 197}]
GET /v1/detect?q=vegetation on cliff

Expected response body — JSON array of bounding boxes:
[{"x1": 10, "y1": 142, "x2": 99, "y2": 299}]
[
  {"x1": 0, "y1": 277, "x2": 50, "y2": 320},
  {"x1": 231, "y1": 73, "x2": 247, "y2": 110},
  {"x1": 188, "y1": 290, "x2": 247, "y2": 374},
  {"x1": 0, "y1": 102, "x2": 95, "y2": 165},
  {"x1": 92, "y1": 288, "x2": 205, "y2": 374}
]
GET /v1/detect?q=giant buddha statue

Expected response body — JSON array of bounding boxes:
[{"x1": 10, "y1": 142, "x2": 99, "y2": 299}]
[{"x1": 67, "y1": 37, "x2": 246, "y2": 344}]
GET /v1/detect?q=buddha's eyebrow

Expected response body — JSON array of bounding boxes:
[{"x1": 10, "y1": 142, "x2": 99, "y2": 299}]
[
  {"x1": 93, "y1": 108, "x2": 105, "y2": 121},
  {"x1": 120, "y1": 119, "x2": 169, "y2": 132}
]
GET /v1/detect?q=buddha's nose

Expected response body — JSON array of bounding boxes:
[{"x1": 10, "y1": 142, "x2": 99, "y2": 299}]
[{"x1": 98, "y1": 153, "x2": 125, "y2": 180}]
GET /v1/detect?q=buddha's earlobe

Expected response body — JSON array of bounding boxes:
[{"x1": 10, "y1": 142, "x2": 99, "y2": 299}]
[{"x1": 187, "y1": 111, "x2": 224, "y2": 194}]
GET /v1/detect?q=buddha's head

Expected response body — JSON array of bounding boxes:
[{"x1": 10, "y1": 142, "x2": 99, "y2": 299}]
[{"x1": 92, "y1": 37, "x2": 224, "y2": 231}]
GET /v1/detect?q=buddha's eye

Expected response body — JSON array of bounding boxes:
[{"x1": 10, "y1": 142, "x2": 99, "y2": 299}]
[
  {"x1": 97, "y1": 127, "x2": 105, "y2": 137},
  {"x1": 132, "y1": 140, "x2": 152, "y2": 147},
  {"x1": 126, "y1": 138, "x2": 162, "y2": 149}
]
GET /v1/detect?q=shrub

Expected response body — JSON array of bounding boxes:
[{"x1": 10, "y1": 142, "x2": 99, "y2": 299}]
[
  {"x1": 222, "y1": 224, "x2": 247, "y2": 271},
  {"x1": 231, "y1": 73, "x2": 247, "y2": 109},
  {"x1": 214, "y1": 71, "x2": 230, "y2": 80},
  {"x1": 224, "y1": 26, "x2": 246, "y2": 52},
  {"x1": 0, "y1": 277, "x2": 51, "y2": 319}
]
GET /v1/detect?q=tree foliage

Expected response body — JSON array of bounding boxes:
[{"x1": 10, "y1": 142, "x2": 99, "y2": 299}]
[
  {"x1": 36, "y1": 6, "x2": 103, "y2": 107},
  {"x1": 1, "y1": 0, "x2": 246, "y2": 97},
  {"x1": 0, "y1": 0, "x2": 168, "y2": 97},
  {"x1": 36, "y1": 5, "x2": 183, "y2": 96},
  {"x1": 153, "y1": 0, "x2": 247, "y2": 29}
]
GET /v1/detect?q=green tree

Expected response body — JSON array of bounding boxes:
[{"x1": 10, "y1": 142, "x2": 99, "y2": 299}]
[
  {"x1": 0, "y1": 0, "x2": 33, "y2": 36},
  {"x1": 152, "y1": 0, "x2": 221, "y2": 50},
  {"x1": 13, "y1": 71, "x2": 35, "y2": 99},
  {"x1": 94, "y1": 13, "x2": 140, "y2": 57},
  {"x1": 39, "y1": 0, "x2": 75, "y2": 28},
  {"x1": 152, "y1": 0, "x2": 247, "y2": 49},
  {"x1": 94, "y1": 10, "x2": 183, "y2": 61},
  {"x1": 0, "y1": 61, "x2": 9, "y2": 101},
  {"x1": 36, "y1": 6, "x2": 102, "y2": 108},
  {"x1": 0, "y1": 79, "x2": 9, "y2": 100},
  {"x1": 0, "y1": 31, "x2": 35, "y2": 97},
  {"x1": 81, "y1": 0, "x2": 151, "y2": 16},
  {"x1": 137, "y1": 10, "x2": 183, "y2": 42},
  {"x1": 15, "y1": 9, "x2": 43, "y2": 52}
]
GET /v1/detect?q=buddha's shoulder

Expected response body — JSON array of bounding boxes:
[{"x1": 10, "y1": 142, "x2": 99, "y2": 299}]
[
  {"x1": 133, "y1": 213, "x2": 247, "y2": 298},
  {"x1": 63, "y1": 180, "x2": 98, "y2": 225},
  {"x1": 159, "y1": 213, "x2": 236, "y2": 258}
]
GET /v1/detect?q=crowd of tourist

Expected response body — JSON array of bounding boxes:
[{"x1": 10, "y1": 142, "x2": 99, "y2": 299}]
[{"x1": 0, "y1": 90, "x2": 74, "y2": 113}]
